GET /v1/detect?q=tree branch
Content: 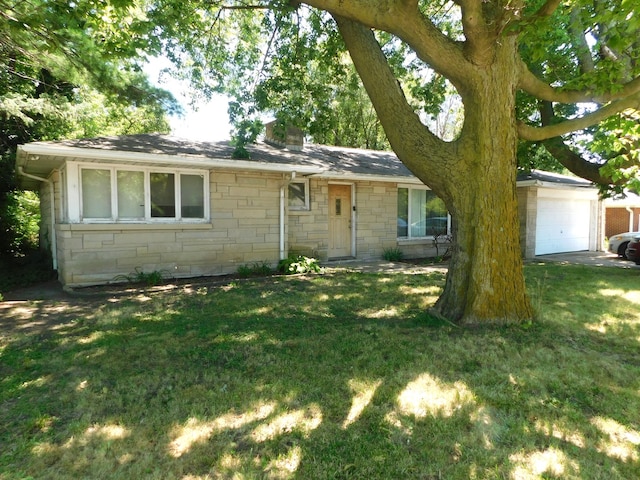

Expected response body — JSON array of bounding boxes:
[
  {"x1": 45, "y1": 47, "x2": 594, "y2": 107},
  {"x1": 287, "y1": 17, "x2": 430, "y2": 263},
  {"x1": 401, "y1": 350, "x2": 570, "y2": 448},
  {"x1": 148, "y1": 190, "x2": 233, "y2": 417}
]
[
  {"x1": 541, "y1": 136, "x2": 615, "y2": 185},
  {"x1": 302, "y1": 0, "x2": 467, "y2": 84},
  {"x1": 334, "y1": 15, "x2": 453, "y2": 186},
  {"x1": 536, "y1": 100, "x2": 638, "y2": 186},
  {"x1": 518, "y1": 60, "x2": 640, "y2": 104},
  {"x1": 458, "y1": 0, "x2": 496, "y2": 65},
  {"x1": 530, "y1": 0, "x2": 562, "y2": 19},
  {"x1": 517, "y1": 91, "x2": 640, "y2": 141}
]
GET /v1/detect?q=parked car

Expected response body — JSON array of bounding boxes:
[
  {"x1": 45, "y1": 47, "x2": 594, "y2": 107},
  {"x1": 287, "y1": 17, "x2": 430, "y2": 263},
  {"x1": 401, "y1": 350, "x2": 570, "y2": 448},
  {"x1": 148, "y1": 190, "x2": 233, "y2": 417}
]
[
  {"x1": 608, "y1": 231, "x2": 640, "y2": 259},
  {"x1": 625, "y1": 236, "x2": 640, "y2": 265}
]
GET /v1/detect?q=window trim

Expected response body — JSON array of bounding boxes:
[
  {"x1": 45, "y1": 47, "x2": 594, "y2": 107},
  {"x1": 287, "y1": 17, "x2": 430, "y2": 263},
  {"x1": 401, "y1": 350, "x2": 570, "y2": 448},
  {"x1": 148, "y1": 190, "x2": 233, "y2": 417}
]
[
  {"x1": 287, "y1": 178, "x2": 310, "y2": 211},
  {"x1": 397, "y1": 184, "x2": 450, "y2": 240},
  {"x1": 77, "y1": 163, "x2": 209, "y2": 223}
]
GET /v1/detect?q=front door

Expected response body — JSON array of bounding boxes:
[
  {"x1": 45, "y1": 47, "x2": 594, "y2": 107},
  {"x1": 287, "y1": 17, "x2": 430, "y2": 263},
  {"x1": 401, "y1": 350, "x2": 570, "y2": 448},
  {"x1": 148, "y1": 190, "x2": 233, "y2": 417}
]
[{"x1": 328, "y1": 184, "x2": 352, "y2": 258}]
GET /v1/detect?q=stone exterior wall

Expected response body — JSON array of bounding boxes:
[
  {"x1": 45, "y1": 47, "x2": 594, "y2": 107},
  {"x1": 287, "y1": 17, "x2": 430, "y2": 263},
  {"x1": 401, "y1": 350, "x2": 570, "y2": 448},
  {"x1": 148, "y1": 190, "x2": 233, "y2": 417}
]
[
  {"x1": 50, "y1": 167, "x2": 458, "y2": 286},
  {"x1": 287, "y1": 178, "x2": 329, "y2": 259},
  {"x1": 517, "y1": 186, "x2": 538, "y2": 259},
  {"x1": 56, "y1": 170, "x2": 283, "y2": 286},
  {"x1": 354, "y1": 182, "x2": 399, "y2": 259},
  {"x1": 286, "y1": 179, "x2": 444, "y2": 261},
  {"x1": 38, "y1": 176, "x2": 53, "y2": 254}
]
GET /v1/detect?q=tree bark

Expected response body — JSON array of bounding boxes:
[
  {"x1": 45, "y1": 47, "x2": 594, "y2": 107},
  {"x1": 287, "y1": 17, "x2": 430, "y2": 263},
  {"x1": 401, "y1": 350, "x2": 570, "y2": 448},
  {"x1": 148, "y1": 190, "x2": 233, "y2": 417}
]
[
  {"x1": 430, "y1": 41, "x2": 534, "y2": 324},
  {"x1": 337, "y1": 16, "x2": 534, "y2": 325}
]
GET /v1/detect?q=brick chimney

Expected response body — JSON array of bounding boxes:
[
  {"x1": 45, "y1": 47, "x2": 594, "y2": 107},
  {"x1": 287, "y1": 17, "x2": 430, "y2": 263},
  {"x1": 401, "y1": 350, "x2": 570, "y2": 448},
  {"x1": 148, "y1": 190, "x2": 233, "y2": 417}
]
[{"x1": 264, "y1": 120, "x2": 304, "y2": 151}]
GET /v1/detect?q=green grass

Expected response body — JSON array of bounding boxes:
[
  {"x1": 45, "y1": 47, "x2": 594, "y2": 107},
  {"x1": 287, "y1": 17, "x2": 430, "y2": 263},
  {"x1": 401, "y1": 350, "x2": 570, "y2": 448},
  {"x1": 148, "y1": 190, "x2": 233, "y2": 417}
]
[{"x1": 1, "y1": 264, "x2": 639, "y2": 479}]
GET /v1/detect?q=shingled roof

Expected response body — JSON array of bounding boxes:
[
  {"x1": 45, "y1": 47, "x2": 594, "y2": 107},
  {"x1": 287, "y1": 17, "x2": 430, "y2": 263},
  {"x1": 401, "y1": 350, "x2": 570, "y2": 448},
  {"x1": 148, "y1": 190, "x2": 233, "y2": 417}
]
[
  {"x1": 18, "y1": 133, "x2": 596, "y2": 191},
  {"x1": 17, "y1": 133, "x2": 415, "y2": 187}
]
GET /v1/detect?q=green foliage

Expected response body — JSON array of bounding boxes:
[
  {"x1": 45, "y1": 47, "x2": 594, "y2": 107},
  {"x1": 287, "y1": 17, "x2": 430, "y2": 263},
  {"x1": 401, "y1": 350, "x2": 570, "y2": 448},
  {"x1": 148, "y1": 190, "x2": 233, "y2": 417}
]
[
  {"x1": 277, "y1": 254, "x2": 322, "y2": 274},
  {"x1": 237, "y1": 261, "x2": 273, "y2": 277},
  {"x1": 0, "y1": 0, "x2": 180, "y2": 262},
  {"x1": 0, "y1": 190, "x2": 40, "y2": 256},
  {"x1": 382, "y1": 247, "x2": 404, "y2": 262}
]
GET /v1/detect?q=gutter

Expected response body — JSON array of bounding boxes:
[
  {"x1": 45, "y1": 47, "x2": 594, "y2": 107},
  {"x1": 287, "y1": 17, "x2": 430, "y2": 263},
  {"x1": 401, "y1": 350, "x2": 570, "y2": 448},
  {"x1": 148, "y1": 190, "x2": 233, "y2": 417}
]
[
  {"x1": 17, "y1": 167, "x2": 57, "y2": 271},
  {"x1": 280, "y1": 182, "x2": 286, "y2": 260}
]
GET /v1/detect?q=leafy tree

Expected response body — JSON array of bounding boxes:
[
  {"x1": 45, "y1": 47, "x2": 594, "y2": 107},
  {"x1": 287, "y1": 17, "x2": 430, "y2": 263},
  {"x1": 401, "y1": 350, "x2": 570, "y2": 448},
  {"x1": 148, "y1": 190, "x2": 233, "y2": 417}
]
[
  {"x1": 149, "y1": 0, "x2": 639, "y2": 325},
  {"x1": 0, "y1": 0, "x2": 179, "y2": 256}
]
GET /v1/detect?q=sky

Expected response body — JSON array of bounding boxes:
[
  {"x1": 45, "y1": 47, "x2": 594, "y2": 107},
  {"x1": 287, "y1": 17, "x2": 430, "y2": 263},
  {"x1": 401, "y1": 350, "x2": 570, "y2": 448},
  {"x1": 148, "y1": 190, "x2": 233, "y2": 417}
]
[{"x1": 144, "y1": 57, "x2": 232, "y2": 142}]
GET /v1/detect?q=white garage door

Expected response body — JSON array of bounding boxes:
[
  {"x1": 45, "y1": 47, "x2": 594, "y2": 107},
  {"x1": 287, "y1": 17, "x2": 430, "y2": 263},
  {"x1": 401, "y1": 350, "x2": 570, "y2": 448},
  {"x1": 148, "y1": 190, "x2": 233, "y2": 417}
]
[{"x1": 535, "y1": 198, "x2": 592, "y2": 255}]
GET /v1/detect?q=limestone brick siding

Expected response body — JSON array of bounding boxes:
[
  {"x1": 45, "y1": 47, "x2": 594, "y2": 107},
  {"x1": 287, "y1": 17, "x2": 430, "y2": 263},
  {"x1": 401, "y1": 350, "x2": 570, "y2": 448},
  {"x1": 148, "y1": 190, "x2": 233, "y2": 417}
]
[
  {"x1": 56, "y1": 170, "x2": 283, "y2": 286},
  {"x1": 354, "y1": 182, "x2": 399, "y2": 259},
  {"x1": 287, "y1": 179, "x2": 329, "y2": 259}
]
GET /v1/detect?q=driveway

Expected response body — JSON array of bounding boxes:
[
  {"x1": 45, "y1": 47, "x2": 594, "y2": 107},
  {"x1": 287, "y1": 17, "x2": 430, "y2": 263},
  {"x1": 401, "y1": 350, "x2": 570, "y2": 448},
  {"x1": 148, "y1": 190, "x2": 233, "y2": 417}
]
[{"x1": 533, "y1": 251, "x2": 639, "y2": 268}]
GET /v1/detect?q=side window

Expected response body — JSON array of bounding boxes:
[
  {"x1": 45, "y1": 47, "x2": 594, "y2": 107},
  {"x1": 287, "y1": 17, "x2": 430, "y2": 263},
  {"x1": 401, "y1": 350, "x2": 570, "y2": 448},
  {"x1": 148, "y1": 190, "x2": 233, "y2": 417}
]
[
  {"x1": 78, "y1": 165, "x2": 208, "y2": 223},
  {"x1": 288, "y1": 180, "x2": 309, "y2": 210}
]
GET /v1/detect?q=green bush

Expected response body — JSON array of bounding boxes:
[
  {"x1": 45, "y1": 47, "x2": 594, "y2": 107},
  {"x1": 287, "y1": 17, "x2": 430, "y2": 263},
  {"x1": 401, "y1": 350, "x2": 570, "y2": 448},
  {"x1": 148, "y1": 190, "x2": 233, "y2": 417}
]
[
  {"x1": 237, "y1": 261, "x2": 273, "y2": 277},
  {"x1": 277, "y1": 255, "x2": 322, "y2": 274},
  {"x1": 0, "y1": 190, "x2": 40, "y2": 256},
  {"x1": 0, "y1": 250, "x2": 55, "y2": 294},
  {"x1": 382, "y1": 247, "x2": 404, "y2": 262}
]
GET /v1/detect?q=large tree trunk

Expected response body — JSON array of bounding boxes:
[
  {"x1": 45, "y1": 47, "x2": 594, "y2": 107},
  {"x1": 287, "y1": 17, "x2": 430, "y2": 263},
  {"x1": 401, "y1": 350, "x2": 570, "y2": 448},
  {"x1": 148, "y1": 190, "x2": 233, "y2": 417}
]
[
  {"x1": 336, "y1": 16, "x2": 534, "y2": 325},
  {"x1": 432, "y1": 44, "x2": 534, "y2": 325},
  {"x1": 433, "y1": 149, "x2": 534, "y2": 324}
]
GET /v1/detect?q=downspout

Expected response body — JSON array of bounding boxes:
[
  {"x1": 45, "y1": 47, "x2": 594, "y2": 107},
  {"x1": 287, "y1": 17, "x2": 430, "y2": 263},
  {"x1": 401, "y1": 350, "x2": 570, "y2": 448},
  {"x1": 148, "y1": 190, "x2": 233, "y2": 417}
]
[
  {"x1": 626, "y1": 206, "x2": 634, "y2": 231},
  {"x1": 279, "y1": 172, "x2": 298, "y2": 260},
  {"x1": 17, "y1": 167, "x2": 57, "y2": 270},
  {"x1": 280, "y1": 181, "x2": 286, "y2": 260}
]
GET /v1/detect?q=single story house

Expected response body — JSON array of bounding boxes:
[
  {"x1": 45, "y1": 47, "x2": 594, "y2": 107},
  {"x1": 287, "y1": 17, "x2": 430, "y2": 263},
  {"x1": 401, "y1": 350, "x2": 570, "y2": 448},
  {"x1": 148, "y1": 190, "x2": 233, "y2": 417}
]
[{"x1": 16, "y1": 130, "x2": 602, "y2": 286}]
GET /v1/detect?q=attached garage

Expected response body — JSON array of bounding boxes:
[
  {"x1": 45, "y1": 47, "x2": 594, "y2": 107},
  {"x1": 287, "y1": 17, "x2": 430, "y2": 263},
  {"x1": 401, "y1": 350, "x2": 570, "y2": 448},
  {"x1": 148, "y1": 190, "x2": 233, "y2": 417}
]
[{"x1": 517, "y1": 170, "x2": 602, "y2": 258}]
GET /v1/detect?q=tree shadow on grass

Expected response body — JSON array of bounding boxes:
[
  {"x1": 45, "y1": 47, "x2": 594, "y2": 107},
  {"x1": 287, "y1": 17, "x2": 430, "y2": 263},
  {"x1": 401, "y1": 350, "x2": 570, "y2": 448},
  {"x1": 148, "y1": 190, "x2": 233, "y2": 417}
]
[{"x1": 1, "y1": 267, "x2": 639, "y2": 479}]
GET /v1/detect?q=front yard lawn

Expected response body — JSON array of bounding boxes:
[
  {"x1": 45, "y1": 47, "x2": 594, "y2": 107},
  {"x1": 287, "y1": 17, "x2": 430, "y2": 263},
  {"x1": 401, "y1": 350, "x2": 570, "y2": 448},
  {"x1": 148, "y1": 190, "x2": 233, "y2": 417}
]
[{"x1": 1, "y1": 264, "x2": 639, "y2": 479}]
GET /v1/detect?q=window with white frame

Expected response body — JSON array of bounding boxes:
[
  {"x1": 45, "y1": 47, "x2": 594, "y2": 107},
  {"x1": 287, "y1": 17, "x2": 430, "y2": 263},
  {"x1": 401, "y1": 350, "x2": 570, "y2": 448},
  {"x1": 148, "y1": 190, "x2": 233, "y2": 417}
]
[
  {"x1": 80, "y1": 166, "x2": 208, "y2": 222},
  {"x1": 288, "y1": 179, "x2": 309, "y2": 210},
  {"x1": 397, "y1": 186, "x2": 449, "y2": 238}
]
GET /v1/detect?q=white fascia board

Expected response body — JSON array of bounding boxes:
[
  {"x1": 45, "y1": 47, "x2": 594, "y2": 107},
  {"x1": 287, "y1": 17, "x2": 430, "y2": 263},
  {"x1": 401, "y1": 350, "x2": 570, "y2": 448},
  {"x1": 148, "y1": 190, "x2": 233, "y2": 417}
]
[
  {"x1": 310, "y1": 172, "x2": 423, "y2": 184},
  {"x1": 517, "y1": 179, "x2": 596, "y2": 191},
  {"x1": 18, "y1": 144, "x2": 324, "y2": 175}
]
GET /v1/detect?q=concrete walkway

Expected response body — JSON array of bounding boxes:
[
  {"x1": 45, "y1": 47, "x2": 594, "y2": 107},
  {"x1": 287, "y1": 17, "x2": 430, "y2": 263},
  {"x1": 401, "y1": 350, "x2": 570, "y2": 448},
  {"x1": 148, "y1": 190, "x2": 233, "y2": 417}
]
[
  {"x1": 323, "y1": 258, "x2": 447, "y2": 274},
  {"x1": 531, "y1": 251, "x2": 639, "y2": 268},
  {"x1": 325, "y1": 251, "x2": 638, "y2": 273}
]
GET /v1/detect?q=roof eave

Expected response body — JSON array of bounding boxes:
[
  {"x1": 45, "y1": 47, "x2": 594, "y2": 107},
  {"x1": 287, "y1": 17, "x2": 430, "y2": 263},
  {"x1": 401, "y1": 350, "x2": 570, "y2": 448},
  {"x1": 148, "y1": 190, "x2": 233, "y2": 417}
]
[{"x1": 16, "y1": 143, "x2": 326, "y2": 179}]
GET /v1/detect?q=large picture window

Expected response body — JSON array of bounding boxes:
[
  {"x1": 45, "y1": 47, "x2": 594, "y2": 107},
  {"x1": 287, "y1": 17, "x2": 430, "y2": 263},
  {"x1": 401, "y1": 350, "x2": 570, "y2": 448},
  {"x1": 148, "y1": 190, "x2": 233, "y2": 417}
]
[
  {"x1": 80, "y1": 167, "x2": 208, "y2": 222},
  {"x1": 397, "y1": 186, "x2": 449, "y2": 238}
]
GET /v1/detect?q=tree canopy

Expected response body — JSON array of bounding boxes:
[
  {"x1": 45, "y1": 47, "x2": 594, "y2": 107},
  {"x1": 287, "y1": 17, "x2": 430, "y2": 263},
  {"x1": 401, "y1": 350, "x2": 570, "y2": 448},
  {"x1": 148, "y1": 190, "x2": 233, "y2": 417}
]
[{"x1": 0, "y1": 0, "x2": 179, "y2": 256}]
